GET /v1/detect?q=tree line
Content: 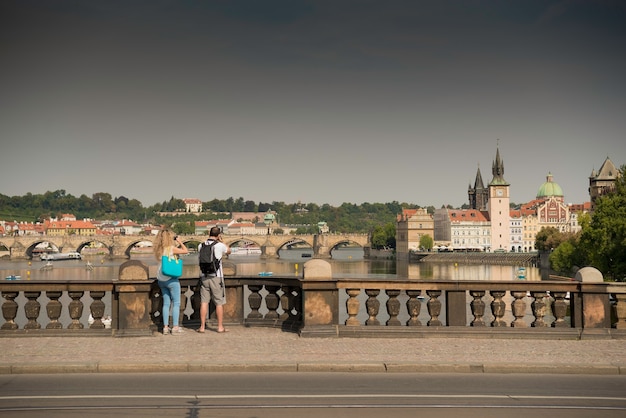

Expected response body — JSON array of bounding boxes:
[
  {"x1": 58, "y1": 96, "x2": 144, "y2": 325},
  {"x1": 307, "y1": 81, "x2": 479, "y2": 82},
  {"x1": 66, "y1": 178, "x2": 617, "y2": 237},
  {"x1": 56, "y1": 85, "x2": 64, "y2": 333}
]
[{"x1": 0, "y1": 191, "x2": 426, "y2": 248}]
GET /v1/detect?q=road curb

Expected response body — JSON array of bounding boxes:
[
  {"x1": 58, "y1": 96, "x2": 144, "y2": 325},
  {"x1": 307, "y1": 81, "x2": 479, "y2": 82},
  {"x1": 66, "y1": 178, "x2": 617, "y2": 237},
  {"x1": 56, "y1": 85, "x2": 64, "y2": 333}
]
[
  {"x1": 482, "y1": 363, "x2": 623, "y2": 375},
  {"x1": 1, "y1": 362, "x2": 624, "y2": 375},
  {"x1": 297, "y1": 362, "x2": 387, "y2": 372}
]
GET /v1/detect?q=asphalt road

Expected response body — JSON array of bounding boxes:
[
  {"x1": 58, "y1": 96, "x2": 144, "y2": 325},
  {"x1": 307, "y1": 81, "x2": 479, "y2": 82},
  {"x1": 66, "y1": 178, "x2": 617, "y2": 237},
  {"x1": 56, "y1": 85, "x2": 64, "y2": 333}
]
[{"x1": 1, "y1": 372, "x2": 625, "y2": 417}]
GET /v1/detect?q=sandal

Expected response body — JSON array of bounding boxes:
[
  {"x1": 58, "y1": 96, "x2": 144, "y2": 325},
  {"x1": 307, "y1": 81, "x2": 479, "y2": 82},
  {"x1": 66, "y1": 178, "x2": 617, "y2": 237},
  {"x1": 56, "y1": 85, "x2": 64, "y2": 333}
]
[
  {"x1": 163, "y1": 326, "x2": 170, "y2": 335},
  {"x1": 172, "y1": 326, "x2": 183, "y2": 335}
]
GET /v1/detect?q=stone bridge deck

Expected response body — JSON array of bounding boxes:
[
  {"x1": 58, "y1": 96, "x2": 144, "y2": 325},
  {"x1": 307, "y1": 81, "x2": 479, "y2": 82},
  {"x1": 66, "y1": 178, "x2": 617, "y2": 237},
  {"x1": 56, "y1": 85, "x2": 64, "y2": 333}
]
[{"x1": 1, "y1": 233, "x2": 370, "y2": 260}]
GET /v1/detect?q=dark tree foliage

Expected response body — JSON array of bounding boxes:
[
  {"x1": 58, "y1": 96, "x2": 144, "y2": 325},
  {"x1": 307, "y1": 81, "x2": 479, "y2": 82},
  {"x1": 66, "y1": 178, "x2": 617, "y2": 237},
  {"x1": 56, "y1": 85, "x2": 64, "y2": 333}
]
[
  {"x1": 0, "y1": 191, "x2": 431, "y2": 251},
  {"x1": 576, "y1": 165, "x2": 626, "y2": 281},
  {"x1": 549, "y1": 165, "x2": 626, "y2": 281}
]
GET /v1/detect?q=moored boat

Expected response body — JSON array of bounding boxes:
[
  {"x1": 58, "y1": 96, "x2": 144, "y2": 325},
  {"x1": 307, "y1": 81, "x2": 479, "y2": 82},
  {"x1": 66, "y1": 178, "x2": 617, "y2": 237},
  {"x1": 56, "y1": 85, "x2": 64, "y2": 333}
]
[{"x1": 40, "y1": 252, "x2": 82, "y2": 261}]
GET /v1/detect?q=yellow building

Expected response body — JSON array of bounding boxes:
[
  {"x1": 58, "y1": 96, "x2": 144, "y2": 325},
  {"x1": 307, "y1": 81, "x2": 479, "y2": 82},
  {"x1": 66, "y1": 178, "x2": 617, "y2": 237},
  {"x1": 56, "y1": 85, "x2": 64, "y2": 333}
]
[
  {"x1": 45, "y1": 220, "x2": 97, "y2": 236},
  {"x1": 395, "y1": 208, "x2": 434, "y2": 259}
]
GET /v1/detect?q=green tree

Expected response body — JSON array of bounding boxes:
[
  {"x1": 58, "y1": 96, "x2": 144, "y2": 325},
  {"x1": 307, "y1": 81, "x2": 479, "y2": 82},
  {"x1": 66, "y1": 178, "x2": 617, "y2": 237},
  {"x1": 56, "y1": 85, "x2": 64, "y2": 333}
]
[
  {"x1": 576, "y1": 165, "x2": 626, "y2": 281},
  {"x1": 549, "y1": 240, "x2": 577, "y2": 274},
  {"x1": 243, "y1": 200, "x2": 257, "y2": 212},
  {"x1": 383, "y1": 222, "x2": 396, "y2": 249},
  {"x1": 535, "y1": 227, "x2": 564, "y2": 252},
  {"x1": 420, "y1": 235, "x2": 434, "y2": 251},
  {"x1": 370, "y1": 226, "x2": 387, "y2": 249},
  {"x1": 172, "y1": 221, "x2": 195, "y2": 235}
]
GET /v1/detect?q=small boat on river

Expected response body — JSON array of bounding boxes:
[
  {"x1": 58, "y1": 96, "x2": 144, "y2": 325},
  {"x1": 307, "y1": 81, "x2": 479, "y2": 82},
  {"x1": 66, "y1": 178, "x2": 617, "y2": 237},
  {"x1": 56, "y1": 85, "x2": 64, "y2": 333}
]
[{"x1": 40, "y1": 252, "x2": 82, "y2": 261}]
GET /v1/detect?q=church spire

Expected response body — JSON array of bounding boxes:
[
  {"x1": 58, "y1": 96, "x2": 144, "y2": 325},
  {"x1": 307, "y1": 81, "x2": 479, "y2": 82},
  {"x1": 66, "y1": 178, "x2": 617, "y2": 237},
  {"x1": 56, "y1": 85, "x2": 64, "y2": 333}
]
[
  {"x1": 490, "y1": 144, "x2": 508, "y2": 185},
  {"x1": 474, "y1": 164, "x2": 485, "y2": 190}
]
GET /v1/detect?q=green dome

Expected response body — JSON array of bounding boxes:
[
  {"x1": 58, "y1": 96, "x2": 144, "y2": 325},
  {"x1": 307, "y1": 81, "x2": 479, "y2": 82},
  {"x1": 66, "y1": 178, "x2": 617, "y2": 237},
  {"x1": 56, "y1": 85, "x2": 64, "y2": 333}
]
[{"x1": 537, "y1": 173, "x2": 563, "y2": 199}]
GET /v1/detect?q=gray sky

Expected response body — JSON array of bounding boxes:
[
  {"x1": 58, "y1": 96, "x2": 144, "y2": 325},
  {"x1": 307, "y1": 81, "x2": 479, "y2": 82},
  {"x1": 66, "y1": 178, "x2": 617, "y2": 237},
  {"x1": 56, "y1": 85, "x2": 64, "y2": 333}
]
[{"x1": 1, "y1": 0, "x2": 624, "y2": 209}]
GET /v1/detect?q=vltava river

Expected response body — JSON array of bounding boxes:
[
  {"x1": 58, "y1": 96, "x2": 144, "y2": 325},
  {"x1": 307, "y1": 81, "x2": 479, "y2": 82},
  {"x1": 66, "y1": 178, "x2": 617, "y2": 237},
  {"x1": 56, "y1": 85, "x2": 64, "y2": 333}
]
[{"x1": 0, "y1": 248, "x2": 540, "y2": 281}]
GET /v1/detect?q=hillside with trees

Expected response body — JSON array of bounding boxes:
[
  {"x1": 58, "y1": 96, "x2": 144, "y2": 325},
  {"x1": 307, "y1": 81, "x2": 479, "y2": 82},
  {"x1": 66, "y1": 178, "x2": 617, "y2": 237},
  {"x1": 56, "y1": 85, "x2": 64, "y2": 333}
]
[{"x1": 0, "y1": 191, "x2": 433, "y2": 248}]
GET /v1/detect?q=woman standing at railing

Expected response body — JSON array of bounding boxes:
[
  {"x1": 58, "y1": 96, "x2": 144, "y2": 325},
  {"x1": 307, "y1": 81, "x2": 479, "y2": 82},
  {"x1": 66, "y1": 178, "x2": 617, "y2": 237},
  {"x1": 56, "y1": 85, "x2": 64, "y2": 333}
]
[{"x1": 153, "y1": 229, "x2": 188, "y2": 335}]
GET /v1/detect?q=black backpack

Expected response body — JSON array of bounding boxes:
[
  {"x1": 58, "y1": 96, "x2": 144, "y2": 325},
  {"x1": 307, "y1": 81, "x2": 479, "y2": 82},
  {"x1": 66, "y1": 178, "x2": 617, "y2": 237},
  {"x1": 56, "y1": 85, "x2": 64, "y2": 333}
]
[{"x1": 199, "y1": 240, "x2": 220, "y2": 275}]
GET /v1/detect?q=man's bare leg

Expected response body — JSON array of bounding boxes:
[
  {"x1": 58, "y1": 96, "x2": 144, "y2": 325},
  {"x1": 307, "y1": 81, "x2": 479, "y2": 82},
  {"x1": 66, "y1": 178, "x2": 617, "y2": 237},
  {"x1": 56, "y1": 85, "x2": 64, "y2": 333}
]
[
  {"x1": 216, "y1": 304, "x2": 227, "y2": 332},
  {"x1": 198, "y1": 302, "x2": 208, "y2": 332}
]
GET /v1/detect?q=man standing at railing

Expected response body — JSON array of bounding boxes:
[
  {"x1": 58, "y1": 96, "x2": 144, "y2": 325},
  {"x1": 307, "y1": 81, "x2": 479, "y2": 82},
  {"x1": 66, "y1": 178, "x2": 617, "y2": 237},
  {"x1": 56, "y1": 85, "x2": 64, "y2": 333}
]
[{"x1": 197, "y1": 226, "x2": 231, "y2": 333}]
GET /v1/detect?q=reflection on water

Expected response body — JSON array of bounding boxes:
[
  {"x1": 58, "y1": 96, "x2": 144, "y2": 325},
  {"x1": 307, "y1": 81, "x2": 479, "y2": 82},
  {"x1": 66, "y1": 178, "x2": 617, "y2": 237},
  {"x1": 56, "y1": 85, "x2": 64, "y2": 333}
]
[
  {"x1": 0, "y1": 249, "x2": 541, "y2": 281},
  {"x1": 396, "y1": 260, "x2": 541, "y2": 281}
]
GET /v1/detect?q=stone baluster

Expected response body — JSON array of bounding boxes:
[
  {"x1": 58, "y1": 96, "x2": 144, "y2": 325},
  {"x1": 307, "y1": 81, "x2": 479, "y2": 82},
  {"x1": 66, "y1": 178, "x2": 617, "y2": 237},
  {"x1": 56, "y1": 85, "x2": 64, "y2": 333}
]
[
  {"x1": 45, "y1": 291, "x2": 63, "y2": 329},
  {"x1": 426, "y1": 290, "x2": 442, "y2": 326},
  {"x1": 385, "y1": 289, "x2": 401, "y2": 326},
  {"x1": 345, "y1": 288, "x2": 361, "y2": 326},
  {"x1": 68, "y1": 291, "x2": 84, "y2": 329},
  {"x1": 490, "y1": 290, "x2": 507, "y2": 327},
  {"x1": 149, "y1": 283, "x2": 163, "y2": 325},
  {"x1": 365, "y1": 289, "x2": 380, "y2": 326},
  {"x1": 280, "y1": 286, "x2": 295, "y2": 321},
  {"x1": 24, "y1": 291, "x2": 42, "y2": 330},
  {"x1": 406, "y1": 289, "x2": 422, "y2": 326},
  {"x1": 550, "y1": 291, "x2": 569, "y2": 328},
  {"x1": 530, "y1": 291, "x2": 548, "y2": 327},
  {"x1": 264, "y1": 285, "x2": 280, "y2": 320},
  {"x1": 613, "y1": 293, "x2": 626, "y2": 330},
  {"x1": 470, "y1": 290, "x2": 486, "y2": 327},
  {"x1": 89, "y1": 291, "x2": 106, "y2": 329},
  {"x1": 189, "y1": 282, "x2": 201, "y2": 321},
  {"x1": 511, "y1": 291, "x2": 528, "y2": 327},
  {"x1": 247, "y1": 284, "x2": 263, "y2": 320},
  {"x1": 1, "y1": 291, "x2": 19, "y2": 330},
  {"x1": 293, "y1": 288, "x2": 303, "y2": 322}
]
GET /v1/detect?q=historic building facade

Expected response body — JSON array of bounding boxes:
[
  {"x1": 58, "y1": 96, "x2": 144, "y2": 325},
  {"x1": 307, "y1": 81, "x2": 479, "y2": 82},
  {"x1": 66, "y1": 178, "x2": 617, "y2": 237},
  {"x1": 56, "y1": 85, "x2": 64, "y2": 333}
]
[
  {"x1": 396, "y1": 208, "x2": 434, "y2": 258},
  {"x1": 488, "y1": 147, "x2": 511, "y2": 251},
  {"x1": 397, "y1": 148, "x2": 613, "y2": 255},
  {"x1": 589, "y1": 157, "x2": 619, "y2": 212},
  {"x1": 434, "y1": 208, "x2": 490, "y2": 251}
]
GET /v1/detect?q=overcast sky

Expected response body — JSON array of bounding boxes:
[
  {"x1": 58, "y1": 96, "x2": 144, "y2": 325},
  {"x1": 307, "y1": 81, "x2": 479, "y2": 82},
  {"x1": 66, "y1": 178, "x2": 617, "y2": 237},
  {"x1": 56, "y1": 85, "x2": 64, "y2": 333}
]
[{"x1": 1, "y1": 0, "x2": 624, "y2": 209}]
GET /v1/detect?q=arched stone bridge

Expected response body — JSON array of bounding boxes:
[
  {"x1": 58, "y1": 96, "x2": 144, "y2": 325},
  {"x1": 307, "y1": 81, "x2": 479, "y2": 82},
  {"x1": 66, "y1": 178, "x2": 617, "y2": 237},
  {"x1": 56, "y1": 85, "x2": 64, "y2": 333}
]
[{"x1": 1, "y1": 233, "x2": 370, "y2": 260}]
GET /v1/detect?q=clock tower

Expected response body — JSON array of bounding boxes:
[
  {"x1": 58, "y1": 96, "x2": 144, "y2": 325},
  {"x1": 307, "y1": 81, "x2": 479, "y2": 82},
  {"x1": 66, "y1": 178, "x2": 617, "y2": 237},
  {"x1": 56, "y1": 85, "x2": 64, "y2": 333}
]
[{"x1": 488, "y1": 146, "x2": 510, "y2": 252}]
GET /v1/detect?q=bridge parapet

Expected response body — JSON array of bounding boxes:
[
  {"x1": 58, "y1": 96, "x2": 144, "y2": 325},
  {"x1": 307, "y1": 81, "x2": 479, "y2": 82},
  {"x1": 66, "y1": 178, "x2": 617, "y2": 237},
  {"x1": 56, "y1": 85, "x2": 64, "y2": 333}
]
[{"x1": 1, "y1": 262, "x2": 624, "y2": 339}]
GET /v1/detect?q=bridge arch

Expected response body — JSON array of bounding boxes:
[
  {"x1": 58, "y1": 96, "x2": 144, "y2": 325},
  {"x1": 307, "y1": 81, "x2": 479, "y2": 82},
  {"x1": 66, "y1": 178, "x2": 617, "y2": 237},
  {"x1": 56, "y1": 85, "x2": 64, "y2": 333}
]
[
  {"x1": 275, "y1": 238, "x2": 314, "y2": 257},
  {"x1": 329, "y1": 239, "x2": 365, "y2": 251},
  {"x1": 222, "y1": 237, "x2": 266, "y2": 249},
  {"x1": 24, "y1": 240, "x2": 58, "y2": 259},
  {"x1": 4, "y1": 233, "x2": 370, "y2": 260},
  {"x1": 74, "y1": 239, "x2": 115, "y2": 257}
]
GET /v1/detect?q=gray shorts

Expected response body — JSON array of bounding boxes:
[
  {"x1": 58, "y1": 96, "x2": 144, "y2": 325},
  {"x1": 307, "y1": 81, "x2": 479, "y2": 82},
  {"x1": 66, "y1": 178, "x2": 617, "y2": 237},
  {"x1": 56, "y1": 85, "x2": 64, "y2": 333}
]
[{"x1": 199, "y1": 275, "x2": 226, "y2": 306}]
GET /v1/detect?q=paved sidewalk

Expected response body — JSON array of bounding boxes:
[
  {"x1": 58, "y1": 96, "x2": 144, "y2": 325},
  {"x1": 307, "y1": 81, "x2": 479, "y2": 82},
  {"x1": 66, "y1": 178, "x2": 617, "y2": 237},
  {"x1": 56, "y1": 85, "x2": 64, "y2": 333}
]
[{"x1": 1, "y1": 326, "x2": 625, "y2": 375}]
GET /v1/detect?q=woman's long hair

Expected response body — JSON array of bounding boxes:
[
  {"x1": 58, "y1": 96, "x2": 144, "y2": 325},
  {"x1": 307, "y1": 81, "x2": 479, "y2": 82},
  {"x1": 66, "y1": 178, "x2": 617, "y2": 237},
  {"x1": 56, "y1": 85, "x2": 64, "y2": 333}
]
[{"x1": 153, "y1": 229, "x2": 175, "y2": 261}]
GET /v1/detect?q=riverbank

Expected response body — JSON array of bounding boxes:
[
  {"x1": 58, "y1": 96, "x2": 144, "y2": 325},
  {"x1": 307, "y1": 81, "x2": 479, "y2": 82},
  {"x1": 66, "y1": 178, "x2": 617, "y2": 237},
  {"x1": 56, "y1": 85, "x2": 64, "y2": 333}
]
[{"x1": 410, "y1": 251, "x2": 539, "y2": 267}]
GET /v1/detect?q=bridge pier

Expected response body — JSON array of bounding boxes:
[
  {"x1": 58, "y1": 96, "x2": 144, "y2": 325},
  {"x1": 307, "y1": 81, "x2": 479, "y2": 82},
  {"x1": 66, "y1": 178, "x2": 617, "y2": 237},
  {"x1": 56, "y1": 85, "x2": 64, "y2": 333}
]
[
  {"x1": 9, "y1": 243, "x2": 28, "y2": 260},
  {"x1": 313, "y1": 235, "x2": 331, "y2": 259},
  {"x1": 261, "y1": 243, "x2": 278, "y2": 259}
]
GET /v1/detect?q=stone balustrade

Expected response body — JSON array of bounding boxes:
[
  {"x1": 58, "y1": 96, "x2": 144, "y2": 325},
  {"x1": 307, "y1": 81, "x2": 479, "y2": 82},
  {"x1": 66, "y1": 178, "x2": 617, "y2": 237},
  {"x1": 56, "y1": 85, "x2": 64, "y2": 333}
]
[{"x1": 1, "y1": 260, "x2": 625, "y2": 339}]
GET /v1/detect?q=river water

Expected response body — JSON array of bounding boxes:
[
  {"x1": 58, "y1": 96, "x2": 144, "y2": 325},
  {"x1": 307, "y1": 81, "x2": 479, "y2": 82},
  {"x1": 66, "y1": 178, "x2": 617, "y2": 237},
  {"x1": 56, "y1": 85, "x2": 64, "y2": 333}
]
[
  {"x1": 0, "y1": 248, "x2": 544, "y2": 328},
  {"x1": 0, "y1": 248, "x2": 541, "y2": 281}
]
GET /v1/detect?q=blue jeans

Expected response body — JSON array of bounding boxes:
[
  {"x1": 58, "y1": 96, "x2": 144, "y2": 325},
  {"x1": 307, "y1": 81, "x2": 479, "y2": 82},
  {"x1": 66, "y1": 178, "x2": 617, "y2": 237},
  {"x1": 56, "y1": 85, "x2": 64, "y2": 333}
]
[{"x1": 158, "y1": 277, "x2": 181, "y2": 327}]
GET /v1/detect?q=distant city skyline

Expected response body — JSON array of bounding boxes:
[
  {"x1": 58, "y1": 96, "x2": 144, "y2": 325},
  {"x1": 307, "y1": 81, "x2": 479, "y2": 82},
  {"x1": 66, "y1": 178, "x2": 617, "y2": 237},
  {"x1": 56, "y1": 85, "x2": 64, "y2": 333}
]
[{"x1": 1, "y1": 1, "x2": 624, "y2": 208}]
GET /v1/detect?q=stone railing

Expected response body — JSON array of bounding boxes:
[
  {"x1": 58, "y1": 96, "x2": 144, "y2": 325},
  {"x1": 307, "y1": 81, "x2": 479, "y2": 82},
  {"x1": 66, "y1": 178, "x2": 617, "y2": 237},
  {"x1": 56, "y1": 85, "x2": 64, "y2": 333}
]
[
  {"x1": 1, "y1": 260, "x2": 625, "y2": 338},
  {"x1": 300, "y1": 261, "x2": 626, "y2": 339}
]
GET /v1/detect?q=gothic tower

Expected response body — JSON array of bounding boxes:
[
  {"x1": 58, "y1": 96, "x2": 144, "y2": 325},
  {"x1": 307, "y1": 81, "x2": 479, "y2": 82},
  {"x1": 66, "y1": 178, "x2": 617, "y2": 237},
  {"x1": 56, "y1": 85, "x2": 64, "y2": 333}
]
[
  {"x1": 589, "y1": 157, "x2": 618, "y2": 212},
  {"x1": 468, "y1": 165, "x2": 489, "y2": 210},
  {"x1": 488, "y1": 146, "x2": 510, "y2": 252}
]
